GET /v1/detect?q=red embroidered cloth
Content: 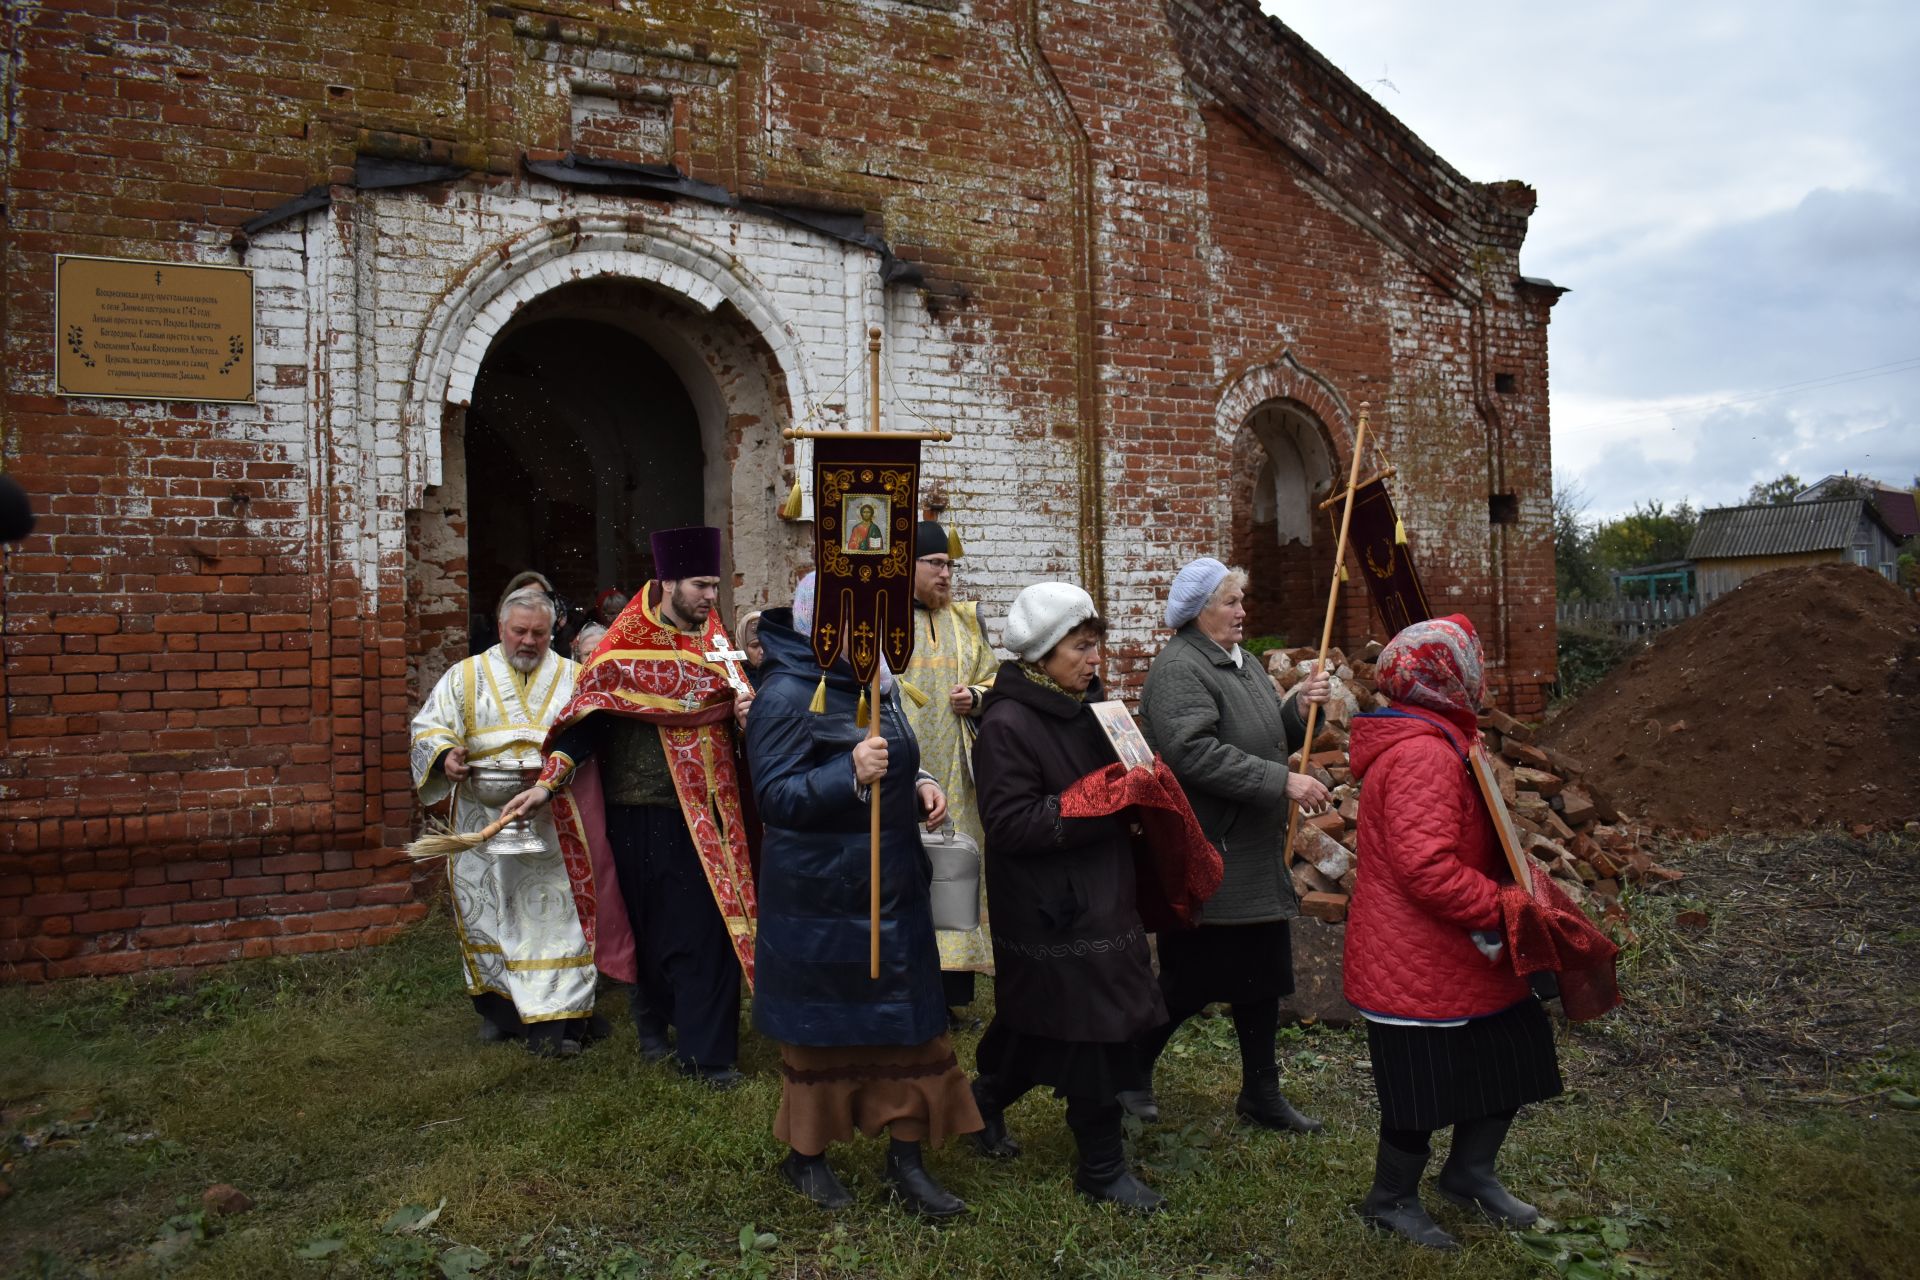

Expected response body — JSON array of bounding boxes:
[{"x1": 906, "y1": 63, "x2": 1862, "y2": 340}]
[
  {"x1": 1497, "y1": 875, "x2": 1622, "y2": 1022},
  {"x1": 1061, "y1": 758, "x2": 1222, "y2": 931},
  {"x1": 541, "y1": 584, "x2": 758, "y2": 987}
]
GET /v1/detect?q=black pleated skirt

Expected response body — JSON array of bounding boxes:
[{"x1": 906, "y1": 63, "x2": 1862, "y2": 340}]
[
  {"x1": 1365, "y1": 997, "x2": 1563, "y2": 1131},
  {"x1": 975, "y1": 1018, "x2": 1146, "y2": 1102},
  {"x1": 1157, "y1": 920, "x2": 1295, "y2": 1008}
]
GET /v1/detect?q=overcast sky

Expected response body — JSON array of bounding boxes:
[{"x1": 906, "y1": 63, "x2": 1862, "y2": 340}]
[{"x1": 1267, "y1": 1, "x2": 1920, "y2": 520}]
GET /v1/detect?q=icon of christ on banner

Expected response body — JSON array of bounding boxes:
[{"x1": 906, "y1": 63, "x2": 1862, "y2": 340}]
[{"x1": 842, "y1": 495, "x2": 892, "y2": 554}]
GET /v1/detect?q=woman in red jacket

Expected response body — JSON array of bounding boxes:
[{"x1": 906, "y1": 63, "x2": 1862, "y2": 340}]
[{"x1": 1344, "y1": 615, "x2": 1560, "y2": 1250}]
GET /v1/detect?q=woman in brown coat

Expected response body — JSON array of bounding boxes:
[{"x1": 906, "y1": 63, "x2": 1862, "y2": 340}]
[{"x1": 969, "y1": 582, "x2": 1169, "y2": 1212}]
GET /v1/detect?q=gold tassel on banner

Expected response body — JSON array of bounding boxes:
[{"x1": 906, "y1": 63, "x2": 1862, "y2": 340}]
[
  {"x1": 947, "y1": 525, "x2": 965, "y2": 558},
  {"x1": 898, "y1": 678, "x2": 931, "y2": 708},
  {"x1": 1337, "y1": 562, "x2": 1349, "y2": 582},
  {"x1": 855, "y1": 689, "x2": 870, "y2": 729},
  {"x1": 779, "y1": 478, "x2": 804, "y2": 521},
  {"x1": 808, "y1": 675, "x2": 828, "y2": 714},
  {"x1": 1394, "y1": 516, "x2": 1408, "y2": 545}
]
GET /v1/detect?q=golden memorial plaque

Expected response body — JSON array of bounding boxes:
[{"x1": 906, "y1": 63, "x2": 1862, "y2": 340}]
[{"x1": 55, "y1": 255, "x2": 254, "y2": 403}]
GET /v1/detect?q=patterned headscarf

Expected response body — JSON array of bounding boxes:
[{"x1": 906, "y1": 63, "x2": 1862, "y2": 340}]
[
  {"x1": 792, "y1": 572, "x2": 818, "y2": 636},
  {"x1": 1375, "y1": 614, "x2": 1485, "y2": 716}
]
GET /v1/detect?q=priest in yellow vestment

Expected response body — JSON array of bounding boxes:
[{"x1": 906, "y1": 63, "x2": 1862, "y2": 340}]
[{"x1": 902, "y1": 520, "x2": 998, "y2": 1020}]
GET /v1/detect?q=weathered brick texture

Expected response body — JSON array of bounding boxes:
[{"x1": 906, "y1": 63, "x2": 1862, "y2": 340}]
[{"x1": 1, "y1": 0, "x2": 1558, "y2": 979}]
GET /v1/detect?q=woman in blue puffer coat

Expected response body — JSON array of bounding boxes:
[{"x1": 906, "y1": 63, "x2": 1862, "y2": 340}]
[{"x1": 745, "y1": 574, "x2": 982, "y2": 1217}]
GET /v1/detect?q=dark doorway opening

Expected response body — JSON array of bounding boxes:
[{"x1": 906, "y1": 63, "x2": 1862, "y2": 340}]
[
  {"x1": 1231, "y1": 403, "x2": 1338, "y2": 649},
  {"x1": 466, "y1": 316, "x2": 702, "y2": 652}
]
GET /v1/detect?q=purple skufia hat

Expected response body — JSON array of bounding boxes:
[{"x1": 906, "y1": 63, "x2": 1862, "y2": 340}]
[{"x1": 650, "y1": 525, "x2": 722, "y2": 580}]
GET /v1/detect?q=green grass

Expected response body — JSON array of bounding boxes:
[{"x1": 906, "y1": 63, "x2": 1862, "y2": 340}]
[{"x1": 4, "y1": 839, "x2": 1918, "y2": 1279}]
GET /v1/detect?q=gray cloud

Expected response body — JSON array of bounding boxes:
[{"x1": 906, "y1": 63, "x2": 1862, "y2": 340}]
[{"x1": 1267, "y1": 1, "x2": 1920, "y2": 519}]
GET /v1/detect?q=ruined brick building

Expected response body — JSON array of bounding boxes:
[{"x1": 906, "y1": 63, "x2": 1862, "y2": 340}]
[{"x1": 0, "y1": 0, "x2": 1561, "y2": 978}]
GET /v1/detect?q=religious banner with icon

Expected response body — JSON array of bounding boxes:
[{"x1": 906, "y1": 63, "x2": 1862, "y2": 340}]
[
  {"x1": 1334, "y1": 478, "x2": 1433, "y2": 635},
  {"x1": 811, "y1": 435, "x2": 921, "y2": 684}
]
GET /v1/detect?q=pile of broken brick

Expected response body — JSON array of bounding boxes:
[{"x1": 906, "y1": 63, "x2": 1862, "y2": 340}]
[{"x1": 1268, "y1": 640, "x2": 1679, "y2": 933}]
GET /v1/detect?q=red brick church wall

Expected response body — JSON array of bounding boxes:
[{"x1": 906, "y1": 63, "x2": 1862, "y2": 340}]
[{"x1": 0, "y1": 0, "x2": 1558, "y2": 978}]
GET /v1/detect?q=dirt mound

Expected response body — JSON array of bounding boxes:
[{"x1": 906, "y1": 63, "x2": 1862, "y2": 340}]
[{"x1": 1540, "y1": 564, "x2": 1920, "y2": 834}]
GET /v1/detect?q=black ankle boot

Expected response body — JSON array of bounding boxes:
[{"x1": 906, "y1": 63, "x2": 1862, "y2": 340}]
[
  {"x1": 1437, "y1": 1113, "x2": 1538, "y2": 1226},
  {"x1": 1115, "y1": 1089, "x2": 1160, "y2": 1123},
  {"x1": 970, "y1": 1079, "x2": 1022, "y2": 1159},
  {"x1": 1358, "y1": 1139, "x2": 1458, "y2": 1250},
  {"x1": 1069, "y1": 1106, "x2": 1165, "y2": 1214},
  {"x1": 629, "y1": 988, "x2": 672, "y2": 1062},
  {"x1": 780, "y1": 1150, "x2": 853, "y2": 1210},
  {"x1": 1236, "y1": 1067, "x2": 1323, "y2": 1133},
  {"x1": 884, "y1": 1140, "x2": 966, "y2": 1219},
  {"x1": 524, "y1": 1024, "x2": 581, "y2": 1058}
]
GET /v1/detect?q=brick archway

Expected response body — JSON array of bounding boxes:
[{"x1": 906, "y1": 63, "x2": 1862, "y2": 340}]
[
  {"x1": 400, "y1": 215, "x2": 824, "y2": 510},
  {"x1": 1214, "y1": 351, "x2": 1354, "y2": 457},
  {"x1": 400, "y1": 219, "x2": 824, "y2": 700},
  {"x1": 1216, "y1": 353, "x2": 1370, "y2": 651}
]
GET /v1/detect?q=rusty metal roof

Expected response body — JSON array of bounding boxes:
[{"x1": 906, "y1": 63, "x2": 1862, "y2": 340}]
[{"x1": 1687, "y1": 498, "x2": 1884, "y2": 560}]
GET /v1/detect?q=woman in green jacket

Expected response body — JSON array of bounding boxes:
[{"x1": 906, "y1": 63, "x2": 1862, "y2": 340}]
[{"x1": 1131, "y1": 558, "x2": 1331, "y2": 1132}]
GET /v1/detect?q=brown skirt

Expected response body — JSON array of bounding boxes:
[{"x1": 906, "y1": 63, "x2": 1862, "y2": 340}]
[{"x1": 774, "y1": 1034, "x2": 983, "y2": 1156}]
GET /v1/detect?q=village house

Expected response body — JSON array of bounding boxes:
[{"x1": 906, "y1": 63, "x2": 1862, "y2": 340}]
[
  {"x1": 0, "y1": 0, "x2": 1560, "y2": 977},
  {"x1": 1688, "y1": 497, "x2": 1905, "y2": 596}
]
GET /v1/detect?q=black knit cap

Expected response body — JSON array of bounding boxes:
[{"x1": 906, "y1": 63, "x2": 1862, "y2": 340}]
[{"x1": 916, "y1": 520, "x2": 950, "y2": 560}]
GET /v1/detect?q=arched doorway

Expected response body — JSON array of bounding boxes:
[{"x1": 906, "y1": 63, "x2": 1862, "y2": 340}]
[
  {"x1": 406, "y1": 273, "x2": 806, "y2": 698},
  {"x1": 1229, "y1": 400, "x2": 1338, "y2": 648},
  {"x1": 465, "y1": 312, "x2": 702, "y2": 651}
]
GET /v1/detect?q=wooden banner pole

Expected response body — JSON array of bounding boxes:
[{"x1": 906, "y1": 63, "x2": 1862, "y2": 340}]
[
  {"x1": 1284, "y1": 406, "x2": 1370, "y2": 866},
  {"x1": 866, "y1": 324, "x2": 885, "y2": 981},
  {"x1": 868, "y1": 668, "x2": 884, "y2": 980}
]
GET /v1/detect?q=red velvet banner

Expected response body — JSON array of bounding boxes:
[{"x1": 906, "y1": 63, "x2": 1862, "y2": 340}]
[
  {"x1": 811, "y1": 436, "x2": 922, "y2": 684},
  {"x1": 1334, "y1": 478, "x2": 1433, "y2": 636}
]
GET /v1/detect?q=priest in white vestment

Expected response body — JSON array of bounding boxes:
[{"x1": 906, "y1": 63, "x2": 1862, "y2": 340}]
[{"x1": 410, "y1": 584, "x2": 599, "y2": 1055}]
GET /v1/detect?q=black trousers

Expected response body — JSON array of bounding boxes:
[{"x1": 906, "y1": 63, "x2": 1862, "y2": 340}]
[
  {"x1": 942, "y1": 970, "x2": 976, "y2": 1008},
  {"x1": 607, "y1": 803, "x2": 742, "y2": 1069},
  {"x1": 471, "y1": 992, "x2": 523, "y2": 1035}
]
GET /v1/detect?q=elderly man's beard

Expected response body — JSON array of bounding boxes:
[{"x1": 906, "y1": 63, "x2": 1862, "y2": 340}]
[{"x1": 507, "y1": 647, "x2": 544, "y2": 673}]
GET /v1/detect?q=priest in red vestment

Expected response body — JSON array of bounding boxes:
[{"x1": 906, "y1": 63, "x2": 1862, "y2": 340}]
[{"x1": 503, "y1": 526, "x2": 759, "y2": 1088}]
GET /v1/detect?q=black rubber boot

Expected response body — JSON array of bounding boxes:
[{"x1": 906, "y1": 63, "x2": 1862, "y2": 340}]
[
  {"x1": 884, "y1": 1139, "x2": 967, "y2": 1219},
  {"x1": 628, "y1": 987, "x2": 672, "y2": 1062},
  {"x1": 780, "y1": 1150, "x2": 854, "y2": 1210},
  {"x1": 523, "y1": 1023, "x2": 582, "y2": 1058},
  {"x1": 970, "y1": 1078, "x2": 1022, "y2": 1159},
  {"x1": 1359, "y1": 1138, "x2": 1458, "y2": 1250},
  {"x1": 1126, "y1": 1011, "x2": 1185, "y2": 1126},
  {"x1": 1437, "y1": 1112, "x2": 1539, "y2": 1227},
  {"x1": 1069, "y1": 1103, "x2": 1166, "y2": 1214},
  {"x1": 679, "y1": 1060, "x2": 744, "y2": 1091},
  {"x1": 1235, "y1": 1067, "x2": 1324, "y2": 1134}
]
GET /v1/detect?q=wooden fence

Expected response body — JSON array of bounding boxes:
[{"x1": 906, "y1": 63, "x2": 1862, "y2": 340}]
[{"x1": 1556, "y1": 593, "x2": 1716, "y2": 640}]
